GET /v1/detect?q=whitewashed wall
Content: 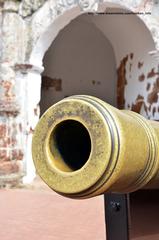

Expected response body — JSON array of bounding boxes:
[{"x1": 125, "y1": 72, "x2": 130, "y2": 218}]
[
  {"x1": 41, "y1": 17, "x2": 117, "y2": 114},
  {"x1": 41, "y1": 9, "x2": 159, "y2": 120}
]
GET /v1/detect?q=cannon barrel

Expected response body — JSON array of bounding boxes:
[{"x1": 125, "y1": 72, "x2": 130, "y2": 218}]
[{"x1": 32, "y1": 95, "x2": 159, "y2": 199}]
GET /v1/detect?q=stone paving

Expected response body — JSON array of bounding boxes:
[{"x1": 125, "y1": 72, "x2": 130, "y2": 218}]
[
  {"x1": 1, "y1": 179, "x2": 159, "y2": 240},
  {"x1": 0, "y1": 180, "x2": 105, "y2": 240}
]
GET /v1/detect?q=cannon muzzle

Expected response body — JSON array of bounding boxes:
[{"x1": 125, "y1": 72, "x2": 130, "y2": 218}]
[{"x1": 32, "y1": 95, "x2": 159, "y2": 199}]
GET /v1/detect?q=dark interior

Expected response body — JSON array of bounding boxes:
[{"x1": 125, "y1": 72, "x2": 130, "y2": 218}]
[{"x1": 52, "y1": 120, "x2": 91, "y2": 171}]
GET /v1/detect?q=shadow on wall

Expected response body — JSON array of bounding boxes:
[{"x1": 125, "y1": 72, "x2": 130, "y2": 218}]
[
  {"x1": 40, "y1": 13, "x2": 117, "y2": 115},
  {"x1": 130, "y1": 190, "x2": 159, "y2": 240}
]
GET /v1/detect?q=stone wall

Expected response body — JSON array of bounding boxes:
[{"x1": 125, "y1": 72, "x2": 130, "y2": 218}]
[{"x1": 0, "y1": 0, "x2": 159, "y2": 186}]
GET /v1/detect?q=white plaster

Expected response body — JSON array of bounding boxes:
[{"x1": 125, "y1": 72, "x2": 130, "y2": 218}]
[
  {"x1": 40, "y1": 7, "x2": 158, "y2": 119},
  {"x1": 23, "y1": 70, "x2": 42, "y2": 183},
  {"x1": 41, "y1": 18, "x2": 117, "y2": 113},
  {"x1": 28, "y1": 0, "x2": 159, "y2": 61},
  {"x1": 14, "y1": 67, "x2": 42, "y2": 184},
  {"x1": 30, "y1": 5, "x2": 81, "y2": 66}
]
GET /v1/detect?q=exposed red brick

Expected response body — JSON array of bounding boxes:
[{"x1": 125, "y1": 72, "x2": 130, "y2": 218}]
[
  {"x1": 14, "y1": 64, "x2": 33, "y2": 71},
  {"x1": 0, "y1": 150, "x2": 8, "y2": 162},
  {"x1": 0, "y1": 110, "x2": 19, "y2": 117},
  {"x1": 0, "y1": 162, "x2": 19, "y2": 175},
  {"x1": 138, "y1": 61, "x2": 144, "y2": 69},
  {"x1": 147, "y1": 78, "x2": 159, "y2": 105},
  {"x1": 147, "y1": 68, "x2": 159, "y2": 78},
  {"x1": 0, "y1": 80, "x2": 15, "y2": 99},
  {"x1": 131, "y1": 95, "x2": 144, "y2": 113},
  {"x1": 0, "y1": 124, "x2": 7, "y2": 138},
  {"x1": 0, "y1": 149, "x2": 24, "y2": 162},
  {"x1": 42, "y1": 76, "x2": 62, "y2": 91},
  {"x1": 0, "y1": 136, "x2": 17, "y2": 148},
  {"x1": 0, "y1": 137, "x2": 17, "y2": 147},
  {"x1": 0, "y1": 139, "x2": 7, "y2": 148},
  {"x1": 117, "y1": 55, "x2": 129, "y2": 109},
  {"x1": 11, "y1": 149, "x2": 24, "y2": 161},
  {"x1": 138, "y1": 74, "x2": 145, "y2": 82},
  {"x1": 0, "y1": 101, "x2": 20, "y2": 116}
]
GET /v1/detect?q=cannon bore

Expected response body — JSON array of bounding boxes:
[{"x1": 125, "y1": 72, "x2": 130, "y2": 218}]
[{"x1": 32, "y1": 95, "x2": 159, "y2": 199}]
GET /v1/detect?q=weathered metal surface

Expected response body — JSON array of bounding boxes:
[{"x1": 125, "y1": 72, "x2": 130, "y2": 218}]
[{"x1": 32, "y1": 95, "x2": 159, "y2": 199}]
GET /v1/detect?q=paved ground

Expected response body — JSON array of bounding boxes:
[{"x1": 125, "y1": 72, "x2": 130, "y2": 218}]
[
  {"x1": 1, "y1": 180, "x2": 159, "y2": 240},
  {"x1": 0, "y1": 186, "x2": 105, "y2": 240}
]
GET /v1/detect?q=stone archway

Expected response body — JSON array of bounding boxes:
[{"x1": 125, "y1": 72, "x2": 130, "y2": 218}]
[{"x1": 28, "y1": 0, "x2": 159, "y2": 66}]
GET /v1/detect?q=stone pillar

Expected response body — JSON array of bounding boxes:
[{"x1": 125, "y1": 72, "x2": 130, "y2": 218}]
[
  {"x1": 0, "y1": 1, "x2": 27, "y2": 186},
  {"x1": 14, "y1": 64, "x2": 43, "y2": 184},
  {"x1": 0, "y1": 63, "x2": 24, "y2": 186},
  {"x1": 0, "y1": 61, "x2": 43, "y2": 186}
]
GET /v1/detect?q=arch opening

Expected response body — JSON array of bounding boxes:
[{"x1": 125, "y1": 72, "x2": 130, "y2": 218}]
[
  {"x1": 40, "y1": 7, "x2": 158, "y2": 121},
  {"x1": 40, "y1": 11, "x2": 118, "y2": 114}
]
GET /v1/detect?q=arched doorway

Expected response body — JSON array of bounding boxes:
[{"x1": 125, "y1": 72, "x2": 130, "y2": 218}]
[{"x1": 40, "y1": 13, "x2": 117, "y2": 114}]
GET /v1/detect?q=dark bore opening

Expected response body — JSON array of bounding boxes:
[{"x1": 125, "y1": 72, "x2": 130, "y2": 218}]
[{"x1": 52, "y1": 120, "x2": 91, "y2": 171}]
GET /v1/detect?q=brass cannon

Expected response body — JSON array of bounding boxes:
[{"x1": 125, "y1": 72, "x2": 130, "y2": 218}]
[{"x1": 32, "y1": 95, "x2": 159, "y2": 199}]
